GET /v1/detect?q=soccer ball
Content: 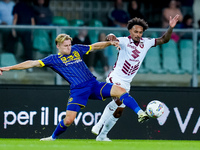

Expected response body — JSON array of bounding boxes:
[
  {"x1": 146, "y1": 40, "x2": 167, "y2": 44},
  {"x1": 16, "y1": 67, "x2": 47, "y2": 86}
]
[{"x1": 146, "y1": 100, "x2": 164, "y2": 118}]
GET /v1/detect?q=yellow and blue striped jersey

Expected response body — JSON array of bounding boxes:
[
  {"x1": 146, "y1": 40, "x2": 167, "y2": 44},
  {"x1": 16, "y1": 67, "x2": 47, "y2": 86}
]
[{"x1": 39, "y1": 44, "x2": 94, "y2": 89}]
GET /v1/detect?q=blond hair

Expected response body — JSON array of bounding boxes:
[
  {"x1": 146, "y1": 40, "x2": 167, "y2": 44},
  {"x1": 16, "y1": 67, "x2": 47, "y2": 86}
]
[{"x1": 55, "y1": 34, "x2": 72, "y2": 45}]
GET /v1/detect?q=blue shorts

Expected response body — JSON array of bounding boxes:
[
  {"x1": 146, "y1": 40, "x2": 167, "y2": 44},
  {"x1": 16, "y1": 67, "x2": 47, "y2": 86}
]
[{"x1": 67, "y1": 77, "x2": 113, "y2": 112}]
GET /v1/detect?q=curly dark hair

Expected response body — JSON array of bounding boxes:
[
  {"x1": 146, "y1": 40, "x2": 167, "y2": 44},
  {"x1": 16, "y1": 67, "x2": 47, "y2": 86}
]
[{"x1": 127, "y1": 17, "x2": 149, "y2": 31}]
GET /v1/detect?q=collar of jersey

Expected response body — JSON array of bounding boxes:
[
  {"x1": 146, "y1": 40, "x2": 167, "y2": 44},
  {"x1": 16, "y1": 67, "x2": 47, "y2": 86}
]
[{"x1": 128, "y1": 35, "x2": 143, "y2": 45}]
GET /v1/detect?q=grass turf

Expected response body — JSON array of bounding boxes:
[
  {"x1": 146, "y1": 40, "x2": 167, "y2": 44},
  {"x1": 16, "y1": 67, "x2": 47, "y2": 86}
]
[{"x1": 0, "y1": 139, "x2": 199, "y2": 150}]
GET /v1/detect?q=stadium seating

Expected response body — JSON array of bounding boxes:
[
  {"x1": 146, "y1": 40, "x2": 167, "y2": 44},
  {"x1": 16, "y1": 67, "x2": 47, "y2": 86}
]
[
  {"x1": 138, "y1": 62, "x2": 148, "y2": 74},
  {"x1": 179, "y1": 39, "x2": 193, "y2": 73},
  {"x1": 162, "y1": 40, "x2": 185, "y2": 74},
  {"x1": 70, "y1": 19, "x2": 84, "y2": 26},
  {"x1": 88, "y1": 19, "x2": 103, "y2": 43},
  {"x1": 150, "y1": 32, "x2": 159, "y2": 38},
  {"x1": 0, "y1": 52, "x2": 17, "y2": 67},
  {"x1": 112, "y1": 31, "x2": 123, "y2": 38},
  {"x1": 50, "y1": 30, "x2": 57, "y2": 53},
  {"x1": 89, "y1": 19, "x2": 103, "y2": 27},
  {"x1": 0, "y1": 53, "x2": 26, "y2": 79},
  {"x1": 145, "y1": 46, "x2": 166, "y2": 74},
  {"x1": 69, "y1": 19, "x2": 85, "y2": 38},
  {"x1": 198, "y1": 40, "x2": 200, "y2": 73},
  {"x1": 33, "y1": 30, "x2": 51, "y2": 54},
  {"x1": 104, "y1": 46, "x2": 118, "y2": 67},
  {"x1": 52, "y1": 16, "x2": 69, "y2": 26}
]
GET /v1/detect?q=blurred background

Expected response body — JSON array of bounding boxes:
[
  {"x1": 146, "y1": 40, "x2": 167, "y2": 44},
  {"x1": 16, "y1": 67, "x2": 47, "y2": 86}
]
[
  {"x1": 1, "y1": 0, "x2": 200, "y2": 140},
  {"x1": 0, "y1": 0, "x2": 200, "y2": 87}
]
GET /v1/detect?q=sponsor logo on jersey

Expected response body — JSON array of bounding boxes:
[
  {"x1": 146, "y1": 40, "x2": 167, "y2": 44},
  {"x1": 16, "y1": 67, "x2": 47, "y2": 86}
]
[
  {"x1": 59, "y1": 51, "x2": 81, "y2": 64},
  {"x1": 127, "y1": 44, "x2": 136, "y2": 49},
  {"x1": 68, "y1": 97, "x2": 73, "y2": 102},
  {"x1": 131, "y1": 49, "x2": 140, "y2": 59}
]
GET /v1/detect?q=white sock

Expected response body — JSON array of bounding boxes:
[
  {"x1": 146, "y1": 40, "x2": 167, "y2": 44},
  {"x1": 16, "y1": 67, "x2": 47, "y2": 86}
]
[
  {"x1": 118, "y1": 103, "x2": 126, "y2": 108},
  {"x1": 98, "y1": 115, "x2": 118, "y2": 138},
  {"x1": 96, "y1": 100, "x2": 118, "y2": 127},
  {"x1": 137, "y1": 109, "x2": 144, "y2": 116}
]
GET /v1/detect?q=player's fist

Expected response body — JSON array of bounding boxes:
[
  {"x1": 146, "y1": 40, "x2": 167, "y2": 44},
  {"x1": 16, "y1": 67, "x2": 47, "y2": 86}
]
[
  {"x1": 106, "y1": 33, "x2": 118, "y2": 41},
  {"x1": 110, "y1": 41, "x2": 121, "y2": 50}
]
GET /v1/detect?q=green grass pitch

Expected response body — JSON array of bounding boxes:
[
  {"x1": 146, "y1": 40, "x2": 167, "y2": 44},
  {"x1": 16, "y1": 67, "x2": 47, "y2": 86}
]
[{"x1": 0, "y1": 139, "x2": 199, "y2": 150}]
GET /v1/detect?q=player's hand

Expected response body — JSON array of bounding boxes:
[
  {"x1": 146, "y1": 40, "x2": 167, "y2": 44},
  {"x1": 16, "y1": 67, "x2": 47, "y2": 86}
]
[
  {"x1": 169, "y1": 14, "x2": 179, "y2": 28},
  {"x1": 111, "y1": 41, "x2": 121, "y2": 50},
  {"x1": 0, "y1": 67, "x2": 10, "y2": 75},
  {"x1": 106, "y1": 33, "x2": 118, "y2": 41}
]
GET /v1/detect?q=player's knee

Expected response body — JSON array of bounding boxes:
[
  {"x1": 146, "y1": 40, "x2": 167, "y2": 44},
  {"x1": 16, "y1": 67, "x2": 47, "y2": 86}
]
[
  {"x1": 112, "y1": 85, "x2": 126, "y2": 97},
  {"x1": 64, "y1": 117, "x2": 73, "y2": 126},
  {"x1": 119, "y1": 87, "x2": 126, "y2": 94},
  {"x1": 113, "y1": 107, "x2": 124, "y2": 118}
]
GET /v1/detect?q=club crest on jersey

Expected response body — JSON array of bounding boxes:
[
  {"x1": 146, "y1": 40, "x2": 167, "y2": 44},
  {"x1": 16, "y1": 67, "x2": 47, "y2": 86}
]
[{"x1": 139, "y1": 42, "x2": 144, "y2": 48}]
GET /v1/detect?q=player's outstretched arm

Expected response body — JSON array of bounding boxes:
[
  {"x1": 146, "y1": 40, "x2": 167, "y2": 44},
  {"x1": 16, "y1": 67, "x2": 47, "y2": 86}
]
[
  {"x1": 90, "y1": 41, "x2": 120, "y2": 52},
  {"x1": 156, "y1": 14, "x2": 180, "y2": 45},
  {"x1": 0, "y1": 60, "x2": 41, "y2": 75}
]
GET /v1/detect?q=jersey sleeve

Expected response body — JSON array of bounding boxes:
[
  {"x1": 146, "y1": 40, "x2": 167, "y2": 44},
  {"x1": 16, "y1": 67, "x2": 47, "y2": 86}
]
[
  {"x1": 149, "y1": 38, "x2": 156, "y2": 47},
  {"x1": 38, "y1": 55, "x2": 53, "y2": 67},
  {"x1": 73, "y1": 44, "x2": 92, "y2": 56},
  {"x1": 117, "y1": 37, "x2": 125, "y2": 51}
]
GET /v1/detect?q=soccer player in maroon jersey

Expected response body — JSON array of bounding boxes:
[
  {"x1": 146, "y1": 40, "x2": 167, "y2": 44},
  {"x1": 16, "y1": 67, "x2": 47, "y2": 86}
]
[{"x1": 92, "y1": 14, "x2": 180, "y2": 141}]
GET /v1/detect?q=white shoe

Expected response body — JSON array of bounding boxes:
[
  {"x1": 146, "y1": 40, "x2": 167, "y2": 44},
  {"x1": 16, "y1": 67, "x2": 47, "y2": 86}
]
[
  {"x1": 91, "y1": 124, "x2": 102, "y2": 135},
  {"x1": 96, "y1": 136, "x2": 111, "y2": 141},
  {"x1": 40, "y1": 136, "x2": 55, "y2": 141},
  {"x1": 138, "y1": 111, "x2": 149, "y2": 123}
]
